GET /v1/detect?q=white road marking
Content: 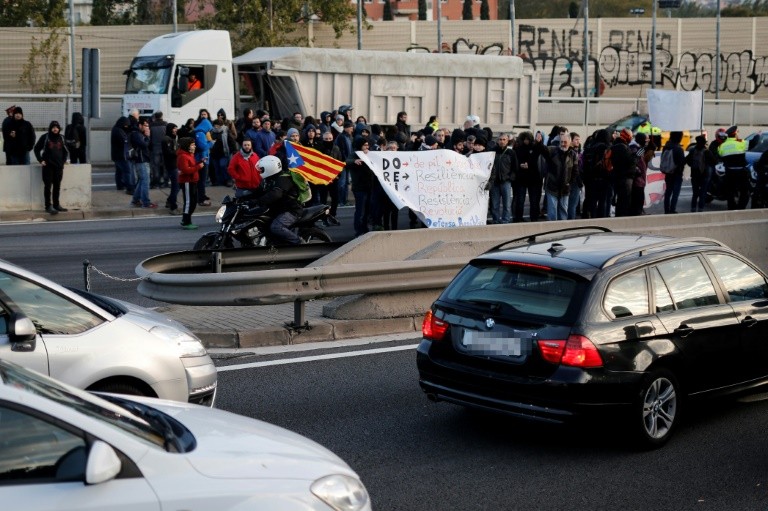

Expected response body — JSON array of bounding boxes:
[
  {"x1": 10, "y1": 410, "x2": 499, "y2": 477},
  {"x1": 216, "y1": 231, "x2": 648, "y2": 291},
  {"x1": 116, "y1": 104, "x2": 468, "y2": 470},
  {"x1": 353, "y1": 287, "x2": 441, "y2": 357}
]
[{"x1": 216, "y1": 343, "x2": 419, "y2": 372}]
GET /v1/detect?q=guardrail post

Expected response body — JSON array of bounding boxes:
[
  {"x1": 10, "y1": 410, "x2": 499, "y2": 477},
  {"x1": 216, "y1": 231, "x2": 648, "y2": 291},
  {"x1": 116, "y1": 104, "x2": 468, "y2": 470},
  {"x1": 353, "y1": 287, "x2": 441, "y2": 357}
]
[
  {"x1": 293, "y1": 299, "x2": 306, "y2": 328},
  {"x1": 211, "y1": 252, "x2": 222, "y2": 273}
]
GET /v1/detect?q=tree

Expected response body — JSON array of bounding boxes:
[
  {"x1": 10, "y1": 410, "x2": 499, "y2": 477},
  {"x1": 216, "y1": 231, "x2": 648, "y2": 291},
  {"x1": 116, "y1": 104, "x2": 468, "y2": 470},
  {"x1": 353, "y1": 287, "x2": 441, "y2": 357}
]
[
  {"x1": 480, "y1": 0, "x2": 490, "y2": 20},
  {"x1": 383, "y1": 0, "x2": 394, "y2": 21},
  {"x1": 462, "y1": 0, "x2": 473, "y2": 20},
  {"x1": 17, "y1": 1, "x2": 68, "y2": 93},
  {"x1": 568, "y1": 1, "x2": 579, "y2": 18},
  {"x1": 195, "y1": 0, "x2": 357, "y2": 54},
  {"x1": 418, "y1": 0, "x2": 427, "y2": 20},
  {"x1": 90, "y1": 0, "x2": 188, "y2": 25}
]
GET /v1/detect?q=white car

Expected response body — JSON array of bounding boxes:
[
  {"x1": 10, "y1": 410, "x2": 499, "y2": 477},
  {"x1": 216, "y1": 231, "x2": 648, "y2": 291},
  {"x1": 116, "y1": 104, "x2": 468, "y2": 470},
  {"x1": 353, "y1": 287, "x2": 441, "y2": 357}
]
[
  {"x1": 0, "y1": 258, "x2": 216, "y2": 405},
  {"x1": 0, "y1": 359, "x2": 371, "y2": 511}
]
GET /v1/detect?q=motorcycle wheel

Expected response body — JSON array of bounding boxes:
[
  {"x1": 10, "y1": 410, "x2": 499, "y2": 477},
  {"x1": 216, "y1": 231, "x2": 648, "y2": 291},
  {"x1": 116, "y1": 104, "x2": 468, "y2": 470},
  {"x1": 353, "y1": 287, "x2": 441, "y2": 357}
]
[
  {"x1": 301, "y1": 227, "x2": 333, "y2": 243},
  {"x1": 193, "y1": 233, "x2": 234, "y2": 250}
]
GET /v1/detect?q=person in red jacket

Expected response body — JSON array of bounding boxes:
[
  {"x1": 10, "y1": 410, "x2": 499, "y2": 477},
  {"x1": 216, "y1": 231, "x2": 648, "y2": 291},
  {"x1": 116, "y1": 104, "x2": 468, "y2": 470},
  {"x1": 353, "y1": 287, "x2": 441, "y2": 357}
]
[
  {"x1": 227, "y1": 138, "x2": 261, "y2": 198},
  {"x1": 177, "y1": 137, "x2": 203, "y2": 229}
]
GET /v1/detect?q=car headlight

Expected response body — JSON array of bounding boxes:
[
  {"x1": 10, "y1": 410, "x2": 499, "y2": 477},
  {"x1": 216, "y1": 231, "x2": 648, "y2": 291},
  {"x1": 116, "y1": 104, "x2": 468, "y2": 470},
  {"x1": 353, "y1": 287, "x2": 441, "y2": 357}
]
[
  {"x1": 149, "y1": 325, "x2": 208, "y2": 358},
  {"x1": 311, "y1": 474, "x2": 369, "y2": 511},
  {"x1": 215, "y1": 205, "x2": 227, "y2": 223}
]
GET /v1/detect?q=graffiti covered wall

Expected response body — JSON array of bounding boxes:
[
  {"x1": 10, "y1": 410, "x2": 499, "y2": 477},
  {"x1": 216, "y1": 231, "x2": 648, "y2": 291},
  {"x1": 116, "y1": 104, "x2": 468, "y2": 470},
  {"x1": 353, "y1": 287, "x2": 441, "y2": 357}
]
[{"x1": 311, "y1": 18, "x2": 768, "y2": 100}]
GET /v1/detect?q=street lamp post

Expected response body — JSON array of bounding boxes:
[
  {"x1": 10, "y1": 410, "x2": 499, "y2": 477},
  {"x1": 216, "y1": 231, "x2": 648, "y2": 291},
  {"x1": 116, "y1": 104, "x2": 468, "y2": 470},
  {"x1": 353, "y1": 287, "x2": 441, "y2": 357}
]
[
  {"x1": 716, "y1": 0, "x2": 721, "y2": 100},
  {"x1": 651, "y1": 0, "x2": 657, "y2": 89},
  {"x1": 510, "y1": 0, "x2": 515, "y2": 55}
]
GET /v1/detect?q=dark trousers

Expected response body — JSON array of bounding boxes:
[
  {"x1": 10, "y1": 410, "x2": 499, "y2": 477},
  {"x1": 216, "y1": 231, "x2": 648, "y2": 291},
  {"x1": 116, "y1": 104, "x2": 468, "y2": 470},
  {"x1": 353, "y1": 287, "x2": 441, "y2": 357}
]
[
  {"x1": 318, "y1": 179, "x2": 340, "y2": 217},
  {"x1": 42, "y1": 166, "x2": 64, "y2": 209},
  {"x1": 629, "y1": 185, "x2": 646, "y2": 216},
  {"x1": 725, "y1": 169, "x2": 750, "y2": 210},
  {"x1": 512, "y1": 180, "x2": 542, "y2": 222},
  {"x1": 115, "y1": 160, "x2": 134, "y2": 192},
  {"x1": 181, "y1": 182, "x2": 198, "y2": 225}
]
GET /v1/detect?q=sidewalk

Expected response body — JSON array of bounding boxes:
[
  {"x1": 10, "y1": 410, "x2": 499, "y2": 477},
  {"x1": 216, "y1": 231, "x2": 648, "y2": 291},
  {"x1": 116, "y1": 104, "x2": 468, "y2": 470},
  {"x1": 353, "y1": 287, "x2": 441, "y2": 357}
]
[{"x1": 1, "y1": 182, "x2": 418, "y2": 350}]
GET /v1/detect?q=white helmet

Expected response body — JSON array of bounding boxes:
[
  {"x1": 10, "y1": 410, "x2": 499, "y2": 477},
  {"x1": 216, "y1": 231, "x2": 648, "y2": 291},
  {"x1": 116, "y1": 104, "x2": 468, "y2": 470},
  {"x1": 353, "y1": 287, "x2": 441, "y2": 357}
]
[{"x1": 257, "y1": 155, "x2": 282, "y2": 178}]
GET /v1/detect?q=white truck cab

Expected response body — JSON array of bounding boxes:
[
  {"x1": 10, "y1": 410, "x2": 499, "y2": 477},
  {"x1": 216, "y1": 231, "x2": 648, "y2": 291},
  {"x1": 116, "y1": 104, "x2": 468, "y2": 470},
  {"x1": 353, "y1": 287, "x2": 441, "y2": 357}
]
[{"x1": 123, "y1": 30, "x2": 234, "y2": 122}]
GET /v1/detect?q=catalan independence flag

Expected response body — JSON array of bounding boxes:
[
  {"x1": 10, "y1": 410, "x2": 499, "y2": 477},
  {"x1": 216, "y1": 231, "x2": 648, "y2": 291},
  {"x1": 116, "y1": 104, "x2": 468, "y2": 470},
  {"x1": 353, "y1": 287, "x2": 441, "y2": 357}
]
[{"x1": 284, "y1": 141, "x2": 344, "y2": 185}]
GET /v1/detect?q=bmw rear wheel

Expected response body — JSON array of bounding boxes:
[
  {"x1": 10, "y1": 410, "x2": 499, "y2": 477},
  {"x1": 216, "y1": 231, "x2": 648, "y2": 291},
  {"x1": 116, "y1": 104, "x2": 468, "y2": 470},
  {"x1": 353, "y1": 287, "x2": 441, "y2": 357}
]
[{"x1": 635, "y1": 369, "x2": 680, "y2": 448}]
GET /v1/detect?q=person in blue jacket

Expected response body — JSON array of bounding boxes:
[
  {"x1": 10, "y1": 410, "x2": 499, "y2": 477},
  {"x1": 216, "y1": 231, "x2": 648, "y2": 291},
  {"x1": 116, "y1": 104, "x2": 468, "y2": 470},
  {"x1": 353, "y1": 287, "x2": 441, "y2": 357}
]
[{"x1": 193, "y1": 110, "x2": 214, "y2": 206}]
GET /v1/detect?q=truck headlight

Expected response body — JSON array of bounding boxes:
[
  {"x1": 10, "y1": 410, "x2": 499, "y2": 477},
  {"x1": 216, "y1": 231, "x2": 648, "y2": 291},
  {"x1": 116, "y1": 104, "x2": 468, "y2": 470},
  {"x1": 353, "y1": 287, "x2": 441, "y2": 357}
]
[
  {"x1": 149, "y1": 326, "x2": 207, "y2": 358},
  {"x1": 311, "y1": 474, "x2": 369, "y2": 511}
]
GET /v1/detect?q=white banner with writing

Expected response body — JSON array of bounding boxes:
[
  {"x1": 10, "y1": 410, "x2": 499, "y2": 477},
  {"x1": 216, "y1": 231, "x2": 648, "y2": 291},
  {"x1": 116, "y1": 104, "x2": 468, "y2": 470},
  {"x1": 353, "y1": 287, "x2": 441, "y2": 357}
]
[
  {"x1": 355, "y1": 150, "x2": 494, "y2": 228},
  {"x1": 647, "y1": 89, "x2": 704, "y2": 131}
]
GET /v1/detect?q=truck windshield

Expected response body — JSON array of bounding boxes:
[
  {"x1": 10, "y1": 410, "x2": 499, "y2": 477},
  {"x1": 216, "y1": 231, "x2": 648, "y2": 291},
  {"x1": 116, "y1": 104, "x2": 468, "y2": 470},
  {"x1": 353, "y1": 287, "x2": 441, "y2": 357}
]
[{"x1": 125, "y1": 55, "x2": 174, "y2": 94}]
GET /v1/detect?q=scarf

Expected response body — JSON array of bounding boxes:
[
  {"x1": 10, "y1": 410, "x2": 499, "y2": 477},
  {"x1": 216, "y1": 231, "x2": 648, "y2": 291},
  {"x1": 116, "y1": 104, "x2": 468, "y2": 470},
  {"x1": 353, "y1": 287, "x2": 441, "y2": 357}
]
[{"x1": 214, "y1": 125, "x2": 230, "y2": 155}]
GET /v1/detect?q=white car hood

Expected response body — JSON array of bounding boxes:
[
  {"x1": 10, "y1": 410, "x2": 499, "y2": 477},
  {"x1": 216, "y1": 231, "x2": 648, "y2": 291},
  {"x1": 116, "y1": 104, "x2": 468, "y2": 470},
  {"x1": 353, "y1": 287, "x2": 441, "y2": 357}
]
[{"x1": 150, "y1": 399, "x2": 357, "y2": 481}]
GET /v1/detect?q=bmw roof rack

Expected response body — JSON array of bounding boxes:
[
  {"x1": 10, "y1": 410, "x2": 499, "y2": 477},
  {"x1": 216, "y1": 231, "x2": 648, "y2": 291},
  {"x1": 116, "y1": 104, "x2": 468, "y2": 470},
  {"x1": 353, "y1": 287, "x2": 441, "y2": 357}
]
[
  {"x1": 485, "y1": 226, "x2": 613, "y2": 254},
  {"x1": 600, "y1": 237, "x2": 725, "y2": 268}
]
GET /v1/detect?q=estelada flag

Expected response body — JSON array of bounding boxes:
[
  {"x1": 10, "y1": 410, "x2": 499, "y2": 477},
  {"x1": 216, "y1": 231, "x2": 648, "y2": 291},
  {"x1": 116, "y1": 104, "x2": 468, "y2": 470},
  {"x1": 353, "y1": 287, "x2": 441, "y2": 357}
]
[{"x1": 284, "y1": 141, "x2": 344, "y2": 185}]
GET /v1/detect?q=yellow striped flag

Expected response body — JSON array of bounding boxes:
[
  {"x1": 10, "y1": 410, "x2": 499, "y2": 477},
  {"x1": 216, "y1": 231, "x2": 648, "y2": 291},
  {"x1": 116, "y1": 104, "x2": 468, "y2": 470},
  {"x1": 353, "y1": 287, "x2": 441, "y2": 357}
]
[{"x1": 284, "y1": 141, "x2": 344, "y2": 185}]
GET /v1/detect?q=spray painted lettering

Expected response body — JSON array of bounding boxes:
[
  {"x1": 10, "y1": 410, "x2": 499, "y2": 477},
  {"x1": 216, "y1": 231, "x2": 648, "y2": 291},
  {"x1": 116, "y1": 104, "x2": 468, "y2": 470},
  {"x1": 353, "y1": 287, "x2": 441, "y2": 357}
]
[{"x1": 406, "y1": 29, "x2": 768, "y2": 97}]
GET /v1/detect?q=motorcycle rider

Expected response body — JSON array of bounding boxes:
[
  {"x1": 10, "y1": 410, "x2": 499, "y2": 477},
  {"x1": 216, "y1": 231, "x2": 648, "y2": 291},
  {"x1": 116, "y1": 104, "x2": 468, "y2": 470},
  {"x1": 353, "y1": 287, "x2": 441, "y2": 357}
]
[
  {"x1": 228, "y1": 138, "x2": 262, "y2": 198},
  {"x1": 717, "y1": 125, "x2": 750, "y2": 210},
  {"x1": 253, "y1": 155, "x2": 304, "y2": 245}
]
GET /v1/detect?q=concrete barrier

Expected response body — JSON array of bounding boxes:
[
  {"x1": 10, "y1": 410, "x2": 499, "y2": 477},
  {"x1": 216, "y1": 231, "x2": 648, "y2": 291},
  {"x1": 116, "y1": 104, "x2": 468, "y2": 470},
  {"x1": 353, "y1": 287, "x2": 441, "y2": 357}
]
[
  {"x1": 0, "y1": 163, "x2": 91, "y2": 211},
  {"x1": 320, "y1": 210, "x2": 768, "y2": 319}
]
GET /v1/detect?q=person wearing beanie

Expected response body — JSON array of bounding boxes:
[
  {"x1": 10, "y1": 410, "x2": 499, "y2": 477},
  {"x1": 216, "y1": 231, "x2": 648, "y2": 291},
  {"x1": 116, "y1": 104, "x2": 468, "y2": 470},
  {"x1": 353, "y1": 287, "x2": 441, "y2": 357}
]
[
  {"x1": 2, "y1": 105, "x2": 15, "y2": 164},
  {"x1": 421, "y1": 135, "x2": 438, "y2": 150},
  {"x1": 162, "y1": 123, "x2": 181, "y2": 214},
  {"x1": 334, "y1": 118, "x2": 355, "y2": 206},
  {"x1": 177, "y1": 137, "x2": 203, "y2": 229},
  {"x1": 2, "y1": 106, "x2": 36, "y2": 165},
  {"x1": 192, "y1": 112, "x2": 214, "y2": 206},
  {"x1": 33, "y1": 120, "x2": 69, "y2": 214}
]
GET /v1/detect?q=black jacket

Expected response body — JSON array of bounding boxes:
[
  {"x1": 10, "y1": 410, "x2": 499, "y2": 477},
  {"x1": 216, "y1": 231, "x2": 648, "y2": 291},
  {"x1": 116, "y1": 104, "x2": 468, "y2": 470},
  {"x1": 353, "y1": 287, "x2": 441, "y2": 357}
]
[
  {"x1": 111, "y1": 116, "x2": 130, "y2": 161},
  {"x1": 3, "y1": 116, "x2": 36, "y2": 156},
  {"x1": 489, "y1": 145, "x2": 518, "y2": 184},
  {"x1": 256, "y1": 172, "x2": 303, "y2": 216},
  {"x1": 34, "y1": 129, "x2": 69, "y2": 170}
]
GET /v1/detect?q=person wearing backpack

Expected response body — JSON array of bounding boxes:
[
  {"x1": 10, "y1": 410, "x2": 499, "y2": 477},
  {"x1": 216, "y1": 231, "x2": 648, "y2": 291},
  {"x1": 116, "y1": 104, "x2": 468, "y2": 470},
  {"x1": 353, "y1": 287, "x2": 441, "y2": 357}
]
[
  {"x1": 660, "y1": 131, "x2": 686, "y2": 214},
  {"x1": 252, "y1": 155, "x2": 304, "y2": 245},
  {"x1": 686, "y1": 135, "x2": 717, "y2": 212},
  {"x1": 64, "y1": 112, "x2": 86, "y2": 164}
]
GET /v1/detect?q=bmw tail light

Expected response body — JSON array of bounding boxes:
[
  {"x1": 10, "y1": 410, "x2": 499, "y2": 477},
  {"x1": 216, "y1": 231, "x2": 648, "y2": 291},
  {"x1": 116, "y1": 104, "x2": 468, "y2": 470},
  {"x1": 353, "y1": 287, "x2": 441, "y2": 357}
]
[
  {"x1": 537, "y1": 339, "x2": 566, "y2": 364},
  {"x1": 422, "y1": 310, "x2": 449, "y2": 341},
  {"x1": 537, "y1": 335, "x2": 603, "y2": 368}
]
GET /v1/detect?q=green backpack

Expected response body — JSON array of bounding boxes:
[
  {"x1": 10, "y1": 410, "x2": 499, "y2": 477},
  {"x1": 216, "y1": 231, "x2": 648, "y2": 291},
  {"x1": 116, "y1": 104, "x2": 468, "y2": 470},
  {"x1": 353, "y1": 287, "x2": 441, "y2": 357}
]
[{"x1": 289, "y1": 170, "x2": 312, "y2": 204}]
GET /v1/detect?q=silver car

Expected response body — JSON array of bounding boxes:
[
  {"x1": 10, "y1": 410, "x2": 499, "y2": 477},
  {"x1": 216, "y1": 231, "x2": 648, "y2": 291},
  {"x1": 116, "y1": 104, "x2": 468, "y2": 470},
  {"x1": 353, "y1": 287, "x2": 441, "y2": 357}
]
[{"x1": 0, "y1": 258, "x2": 217, "y2": 406}]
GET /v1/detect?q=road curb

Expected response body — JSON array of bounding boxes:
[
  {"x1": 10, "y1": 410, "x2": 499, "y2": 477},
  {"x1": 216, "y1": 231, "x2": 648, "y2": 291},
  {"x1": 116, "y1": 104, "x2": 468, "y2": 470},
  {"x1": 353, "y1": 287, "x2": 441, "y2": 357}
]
[{"x1": 194, "y1": 316, "x2": 421, "y2": 349}]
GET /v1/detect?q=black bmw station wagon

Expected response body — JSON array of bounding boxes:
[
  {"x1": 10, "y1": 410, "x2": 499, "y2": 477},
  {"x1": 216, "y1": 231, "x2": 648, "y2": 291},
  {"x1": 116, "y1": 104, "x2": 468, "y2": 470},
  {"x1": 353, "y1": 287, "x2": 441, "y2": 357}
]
[{"x1": 417, "y1": 227, "x2": 768, "y2": 446}]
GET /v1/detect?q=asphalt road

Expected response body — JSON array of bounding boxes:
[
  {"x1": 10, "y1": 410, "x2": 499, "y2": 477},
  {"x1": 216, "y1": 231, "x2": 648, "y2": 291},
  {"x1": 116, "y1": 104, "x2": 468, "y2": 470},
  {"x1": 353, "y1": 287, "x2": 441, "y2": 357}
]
[{"x1": 216, "y1": 341, "x2": 768, "y2": 510}]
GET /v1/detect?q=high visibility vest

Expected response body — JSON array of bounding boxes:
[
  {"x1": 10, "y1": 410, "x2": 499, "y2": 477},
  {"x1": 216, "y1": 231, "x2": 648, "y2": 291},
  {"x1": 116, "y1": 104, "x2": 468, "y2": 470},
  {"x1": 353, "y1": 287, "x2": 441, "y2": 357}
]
[{"x1": 718, "y1": 137, "x2": 747, "y2": 158}]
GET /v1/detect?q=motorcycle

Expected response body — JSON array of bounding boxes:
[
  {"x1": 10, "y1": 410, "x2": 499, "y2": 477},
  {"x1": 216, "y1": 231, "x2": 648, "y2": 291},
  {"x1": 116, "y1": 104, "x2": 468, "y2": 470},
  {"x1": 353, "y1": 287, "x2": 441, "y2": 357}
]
[
  {"x1": 193, "y1": 195, "x2": 333, "y2": 250},
  {"x1": 707, "y1": 162, "x2": 755, "y2": 207}
]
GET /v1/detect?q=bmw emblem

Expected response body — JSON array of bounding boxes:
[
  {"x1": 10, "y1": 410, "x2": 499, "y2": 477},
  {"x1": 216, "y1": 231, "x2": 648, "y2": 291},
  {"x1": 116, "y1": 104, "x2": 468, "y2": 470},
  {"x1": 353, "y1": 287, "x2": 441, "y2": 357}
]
[{"x1": 486, "y1": 318, "x2": 495, "y2": 329}]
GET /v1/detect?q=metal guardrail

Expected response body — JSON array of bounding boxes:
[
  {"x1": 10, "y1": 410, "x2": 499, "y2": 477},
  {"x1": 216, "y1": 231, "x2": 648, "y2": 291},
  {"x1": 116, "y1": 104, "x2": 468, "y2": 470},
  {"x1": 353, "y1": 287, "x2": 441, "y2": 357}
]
[{"x1": 136, "y1": 249, "x2": 468, "y2": 326}]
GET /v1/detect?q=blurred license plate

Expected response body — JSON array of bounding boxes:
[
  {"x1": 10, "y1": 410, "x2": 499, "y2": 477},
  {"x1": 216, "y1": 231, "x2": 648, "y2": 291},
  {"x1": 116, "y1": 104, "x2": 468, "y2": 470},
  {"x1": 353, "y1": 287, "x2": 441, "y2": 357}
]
[{"x1": 460, "y1": 331, "x2": 522, "y2": 356}]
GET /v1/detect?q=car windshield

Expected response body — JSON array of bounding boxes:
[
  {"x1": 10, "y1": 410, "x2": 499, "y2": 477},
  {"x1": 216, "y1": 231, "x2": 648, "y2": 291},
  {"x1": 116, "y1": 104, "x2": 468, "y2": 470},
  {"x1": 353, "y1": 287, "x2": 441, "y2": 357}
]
[
  {"x1": 439, "y1": 260, "x2": 587, "y2": 321},
  {"x1": 0, "y1": 361, "x2": 169, "y2": 449},
  {"x1": 747, "y1": 132, "x2": 768, "y2": 153},
  {"x1": 606, "y1": 114, "x2": 646, "y2": 133},
  {"x1": 125, "y1": 55, "x2": 173, "y2": 94}
]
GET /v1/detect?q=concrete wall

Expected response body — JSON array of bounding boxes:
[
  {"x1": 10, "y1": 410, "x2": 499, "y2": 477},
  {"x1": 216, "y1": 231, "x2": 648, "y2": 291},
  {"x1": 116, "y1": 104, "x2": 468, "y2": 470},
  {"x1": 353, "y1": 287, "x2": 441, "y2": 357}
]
[{"x1": 0, "y1": 164, "x2": 91, "y2": 211}]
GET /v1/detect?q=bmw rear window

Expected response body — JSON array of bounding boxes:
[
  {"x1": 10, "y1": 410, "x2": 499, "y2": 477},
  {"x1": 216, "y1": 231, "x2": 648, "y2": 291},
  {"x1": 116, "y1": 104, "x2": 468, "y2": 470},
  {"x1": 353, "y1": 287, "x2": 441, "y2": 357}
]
[{"x1": 439, "y1": 260, "x2": 587, "y2": 321}]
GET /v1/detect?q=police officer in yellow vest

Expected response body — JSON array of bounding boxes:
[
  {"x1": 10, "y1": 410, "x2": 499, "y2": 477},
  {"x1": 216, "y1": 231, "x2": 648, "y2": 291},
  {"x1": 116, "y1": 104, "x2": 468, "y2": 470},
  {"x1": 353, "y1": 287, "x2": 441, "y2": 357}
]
[
  {"x1": 717, "y1": 125, "x2": 750, "y2": 210},
  {"x1": 637, "y1": 120, "x2": 662, "y2": 148}
]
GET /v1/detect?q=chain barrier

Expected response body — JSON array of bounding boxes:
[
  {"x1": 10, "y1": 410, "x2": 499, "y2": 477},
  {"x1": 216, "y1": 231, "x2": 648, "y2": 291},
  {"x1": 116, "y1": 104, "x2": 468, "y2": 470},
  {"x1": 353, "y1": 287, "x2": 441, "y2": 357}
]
[{"x1": 83, "y1": 260, "x2": 146, "y2": 292}]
